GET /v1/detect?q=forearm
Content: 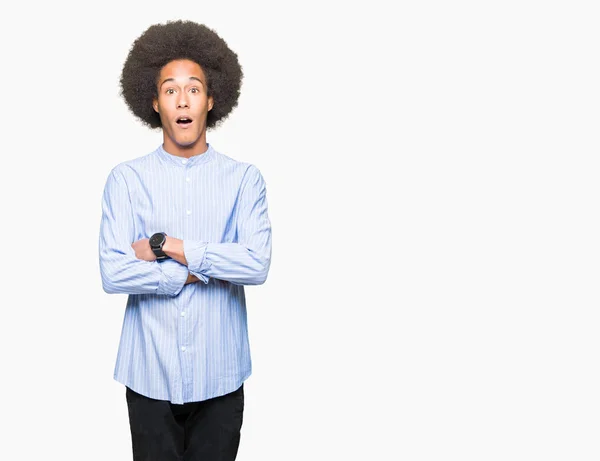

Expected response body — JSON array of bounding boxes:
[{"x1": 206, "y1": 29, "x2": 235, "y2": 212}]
[
  {"x1": 99, "y1": 250, "x2": 189, "y2": 296},
  {"x1": 163, "y1": 237, "x2": 271, "y2": 286},
  {"x1": 163, "y1": 236, "x2": 188, "y2": 266}
]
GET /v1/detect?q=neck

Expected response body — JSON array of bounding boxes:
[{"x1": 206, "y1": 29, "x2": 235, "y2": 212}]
[{"x1": 162, "y1": 132, "x2": 209, "y2": 159}]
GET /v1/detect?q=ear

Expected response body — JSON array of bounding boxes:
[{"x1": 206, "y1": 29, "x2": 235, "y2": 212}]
[
  {"x1": 208, "y1": 96, "x2": 214, "y2": 112},
  {"x1": 152, "y1": 98, "x2": 159, "y2": 113}
]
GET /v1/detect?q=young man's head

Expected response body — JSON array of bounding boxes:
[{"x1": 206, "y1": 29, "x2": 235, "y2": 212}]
[
  {"x1": 152, "y1": 58, "x2": 214, "y2": 154},
  {"x1": 119, "y1": 20, "x2": 243, "y2": 155}
]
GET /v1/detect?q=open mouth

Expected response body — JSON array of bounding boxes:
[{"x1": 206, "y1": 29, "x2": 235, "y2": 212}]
[{"x1": 176, "y1": 117, "x2": 194, "y2": 127}]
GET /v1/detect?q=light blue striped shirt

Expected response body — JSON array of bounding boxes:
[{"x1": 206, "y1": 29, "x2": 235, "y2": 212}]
[{"x1": 98, "y1": 143, "x2": 272, "y2": 404}]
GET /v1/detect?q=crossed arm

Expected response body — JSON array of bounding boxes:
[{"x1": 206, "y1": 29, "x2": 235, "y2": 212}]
[
  {"x1": 131, "y1": 237, "x2": 198, "y2": 283},
  {"x1": 99, "y1": 165, "x2": 272, "y2": 296}
]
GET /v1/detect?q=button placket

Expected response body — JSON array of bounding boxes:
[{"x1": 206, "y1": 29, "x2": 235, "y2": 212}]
[
  {"x1": 179, "y1": 162, "x2": 190, "y2": 368},
  {"x1": 184, "y1": 163, "x2": 192, "y2": 217}
]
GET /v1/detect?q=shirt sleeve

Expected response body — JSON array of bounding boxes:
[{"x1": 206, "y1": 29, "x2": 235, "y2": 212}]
[
  {"x1": 183, "y1": 165, "x2": 272, "y2": 286},
  {"x1": 98, "y1": 168, "x2": 189, "y2": 296}
]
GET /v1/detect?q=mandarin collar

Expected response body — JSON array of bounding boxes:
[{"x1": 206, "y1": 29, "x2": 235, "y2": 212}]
[{"x1": 156, "y1": 143, "x2": 215, "y2": 167}]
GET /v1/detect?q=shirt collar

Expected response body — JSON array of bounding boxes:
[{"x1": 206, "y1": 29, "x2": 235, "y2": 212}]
[{"x1": 156, "y1": 143, "x2": 215, "y2": 167}]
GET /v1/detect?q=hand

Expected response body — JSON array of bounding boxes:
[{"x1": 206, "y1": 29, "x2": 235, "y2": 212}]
[
  {"x1": 185, "y1": 272, "x2": 200, "y2": 285},
  {"x1": 131, "y1": 238, "x2": 157, "y2": 261}
]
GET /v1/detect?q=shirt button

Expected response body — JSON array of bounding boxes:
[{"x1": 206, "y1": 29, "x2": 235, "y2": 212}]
[
  {"x1": 186, "y1": 210, "x2": 192, "y2": 215},
  {"x1": 180, "y1": 311, "x2": 186, "y2": 317},
  {"x1": 182, "y1": 159, "x2": 188, "y2": 164},
  {"x1": 181, "y1": 346, "x2": 186, "y2": 352},
  {"x1": 186, "y1": 177, "x2": 191, "y2": 182}
]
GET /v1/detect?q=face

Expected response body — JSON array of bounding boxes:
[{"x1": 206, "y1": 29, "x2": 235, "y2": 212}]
[{"x1": 153, "y1": 59, "x2": 214, "y2": 155}]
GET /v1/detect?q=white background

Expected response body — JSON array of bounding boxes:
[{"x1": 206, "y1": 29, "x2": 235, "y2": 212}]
[{"x1": 0, "y1": 1, "x2": 598, "y2": 459}]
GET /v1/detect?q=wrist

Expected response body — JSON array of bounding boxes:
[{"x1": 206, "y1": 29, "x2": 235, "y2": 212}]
[
  {"x1": 149, "y1": 232, "x2": 169, "y2": 260},
  {"x1": 162, "y1": 236, "x2": 177, "y2": 255},
  {"x1": 163, "y1": 237, "x2": 188, "y2": 265}
]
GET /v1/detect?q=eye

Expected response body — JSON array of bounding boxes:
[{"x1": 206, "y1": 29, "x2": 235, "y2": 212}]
[
  {"x1": 190, "y1": 87, "x2": 199, "y2": 94},
  {"x1": 166, "y1": 88, "x2": 175, "y2": 94}
]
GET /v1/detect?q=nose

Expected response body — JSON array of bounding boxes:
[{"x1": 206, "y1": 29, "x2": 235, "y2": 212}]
[{"x1": 177, "y1": 94, "x2": 189, "y2": 109}]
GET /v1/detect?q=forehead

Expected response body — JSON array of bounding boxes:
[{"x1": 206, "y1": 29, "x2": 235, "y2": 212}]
[{"x1": 158, "y1": 59, "x2": 206, "y2": 81}]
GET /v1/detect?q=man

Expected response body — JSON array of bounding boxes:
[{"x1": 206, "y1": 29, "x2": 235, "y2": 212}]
[{"x1": 98, "y1": 20, "x2": 272, "y2": 461}]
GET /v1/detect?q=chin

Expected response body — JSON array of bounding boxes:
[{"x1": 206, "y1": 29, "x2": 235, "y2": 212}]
[
  {"x1": 175, "y1": 140, "x2": 196, "y2": 148},
  {"x1": 174, "y1": 135, "x2": 201, "y2": 148}
]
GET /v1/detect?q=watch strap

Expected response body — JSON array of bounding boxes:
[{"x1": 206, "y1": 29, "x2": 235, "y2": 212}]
[{"x1": 153, "y1": 248, "x2": 169, "y2": 260}]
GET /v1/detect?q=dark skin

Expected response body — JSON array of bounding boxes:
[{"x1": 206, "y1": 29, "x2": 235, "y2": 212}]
[{"x1": 131, "y1": 59, "x2": 215, "y2": 284}]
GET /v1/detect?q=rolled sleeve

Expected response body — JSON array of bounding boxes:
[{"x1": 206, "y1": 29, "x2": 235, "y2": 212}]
[
  {"x1": 156, "y1": 259, "x2": 189, "y2": 296},
  {"x1": 183, "y1": 240, "x2": 211, "y2": 284}
]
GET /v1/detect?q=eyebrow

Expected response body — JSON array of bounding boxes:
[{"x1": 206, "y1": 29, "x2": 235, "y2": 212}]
[{"x1": 159, "y1": 76, "x2": 205, "y2": 89}]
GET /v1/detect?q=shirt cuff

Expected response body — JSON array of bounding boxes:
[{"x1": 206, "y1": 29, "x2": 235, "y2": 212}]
[
  {"x1": 156, "y1": 259, "x2": 189, "y2": 296},
  {"x1": 183, "y1": 240, "x2": 211, "y2": 284}
]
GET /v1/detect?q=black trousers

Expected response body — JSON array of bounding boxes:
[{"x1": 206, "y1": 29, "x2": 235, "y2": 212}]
[{"x1": 125, "y1": 384, "x2": 244, "y2": 461}]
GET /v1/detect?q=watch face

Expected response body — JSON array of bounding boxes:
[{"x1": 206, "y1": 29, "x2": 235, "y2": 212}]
[{"x1": 150, "y1": 233, "x2": 164, "y2": 246}]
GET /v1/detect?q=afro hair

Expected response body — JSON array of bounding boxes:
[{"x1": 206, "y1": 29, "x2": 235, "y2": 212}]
[{"x1": 119, "y1": 20, "x2": 243, "y2": 130}]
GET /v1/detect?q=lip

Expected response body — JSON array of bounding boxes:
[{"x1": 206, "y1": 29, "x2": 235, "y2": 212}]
[{"x1": 176, "y1": 119, "x2": 194, "y2": 129}]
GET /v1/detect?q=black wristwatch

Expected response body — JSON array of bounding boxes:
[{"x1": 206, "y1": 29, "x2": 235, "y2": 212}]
[{"x1": 149, "y1": 232, "x2": 169, "y2": 260}]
